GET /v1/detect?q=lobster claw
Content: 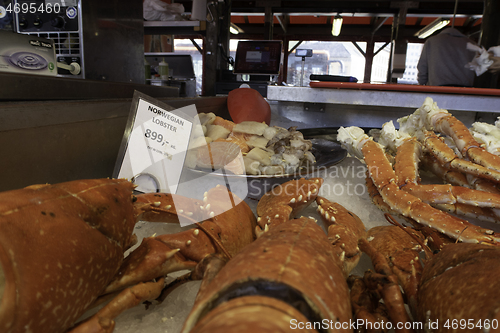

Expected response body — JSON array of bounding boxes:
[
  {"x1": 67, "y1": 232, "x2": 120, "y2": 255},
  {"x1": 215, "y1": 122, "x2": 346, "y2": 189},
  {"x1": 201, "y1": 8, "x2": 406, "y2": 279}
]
[
  {"x1": 316, "y1": 196, "x2": 367, "y2": 276},
  {"x1": 255, "y1": 177, "x2": 323, "y2": 236}
]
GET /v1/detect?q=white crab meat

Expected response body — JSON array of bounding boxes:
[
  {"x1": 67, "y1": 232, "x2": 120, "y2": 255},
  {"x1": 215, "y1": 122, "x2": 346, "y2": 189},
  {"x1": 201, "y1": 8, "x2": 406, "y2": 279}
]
[
  {"x1": 233, "y1": 121, "x2": 269, "y2": 136},
  {"x1": 337, "y1": 126, "x2": 370, "y2": 159}
]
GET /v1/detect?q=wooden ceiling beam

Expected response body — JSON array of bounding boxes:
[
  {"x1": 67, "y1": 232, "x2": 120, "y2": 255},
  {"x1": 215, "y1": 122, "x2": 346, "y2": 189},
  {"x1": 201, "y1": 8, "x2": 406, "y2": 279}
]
[
  {"x1": 276, "y1": 14, "x2": 289, "y2": 33},
  {"x1": 371, "y1": 16, "x2": 389, "y2": 35}
]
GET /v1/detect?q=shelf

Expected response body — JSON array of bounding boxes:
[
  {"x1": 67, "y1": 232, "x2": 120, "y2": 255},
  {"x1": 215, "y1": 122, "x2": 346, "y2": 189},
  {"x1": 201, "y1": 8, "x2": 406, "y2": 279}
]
[{"x1": 144, "y1": 20, "x2": 206, "y2": 35}]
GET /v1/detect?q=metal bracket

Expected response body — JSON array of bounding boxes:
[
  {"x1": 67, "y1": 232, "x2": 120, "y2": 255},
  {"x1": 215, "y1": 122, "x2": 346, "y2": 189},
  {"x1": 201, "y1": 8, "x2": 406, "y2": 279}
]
[{"x1": 303, "y1": 102, "x2": 326, "y2": 112}]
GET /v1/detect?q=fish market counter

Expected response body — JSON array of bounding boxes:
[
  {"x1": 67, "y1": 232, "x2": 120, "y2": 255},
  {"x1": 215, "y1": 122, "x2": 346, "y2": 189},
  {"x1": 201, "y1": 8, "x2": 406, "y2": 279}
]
[
  {"x1": 100, "y1": 88, "x2": 500, "y2": 331},
  {"x1": 4, "y1": 86, "x2": 500, "y2": 332}
]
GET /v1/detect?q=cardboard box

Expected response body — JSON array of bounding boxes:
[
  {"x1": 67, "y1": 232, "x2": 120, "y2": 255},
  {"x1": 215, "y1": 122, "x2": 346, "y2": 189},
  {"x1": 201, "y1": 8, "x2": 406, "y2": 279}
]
[{"x1": 0, "y1": 30, "x2": 57, "y2": 76}]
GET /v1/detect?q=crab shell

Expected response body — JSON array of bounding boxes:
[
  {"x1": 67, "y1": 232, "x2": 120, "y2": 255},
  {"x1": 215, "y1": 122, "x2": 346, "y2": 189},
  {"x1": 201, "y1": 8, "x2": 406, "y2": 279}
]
[
  {"x1": 0, "y1": 179, "x2": 137, "y2": 333},
  {"x1": 181, "y1": 216, "x2": 352, "y2": 333},
  {"x1": 417, "y1": 243, "x2": 500, "y2": 332}
]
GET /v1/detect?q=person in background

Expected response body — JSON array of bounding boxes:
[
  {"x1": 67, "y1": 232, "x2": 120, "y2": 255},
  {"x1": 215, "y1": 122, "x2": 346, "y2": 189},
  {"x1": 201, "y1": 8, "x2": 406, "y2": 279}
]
[{"x1": 417, "y1": 27, "x2": 477, "y2": 87}]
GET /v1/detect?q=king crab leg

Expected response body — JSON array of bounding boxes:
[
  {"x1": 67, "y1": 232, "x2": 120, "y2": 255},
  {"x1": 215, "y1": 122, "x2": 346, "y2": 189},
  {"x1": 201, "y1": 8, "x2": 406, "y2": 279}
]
[
  {"x1": 338, "y1": 127, "x2": 500, "y2": 244},
  {"x1": 419, "y1": 152, "x2": 471, "y2": 188},
  {"x1": 405, "y1": 97, "x2": 500, "y2": 173},
  {"x1": 395, "y1": 137, "x2": 500, "y2": 223},
  {"x1": 420, "y1": 153, "x2": 500, "y2": 219},
  {"x1": 423, "y1": 131, "x2": 500, "y2": 183}
]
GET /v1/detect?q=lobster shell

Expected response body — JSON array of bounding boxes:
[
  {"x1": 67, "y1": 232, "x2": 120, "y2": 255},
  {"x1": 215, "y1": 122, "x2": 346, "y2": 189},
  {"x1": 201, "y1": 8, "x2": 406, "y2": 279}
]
[
  {"x1": 417, "y1": 243, "x2": 500, "y2": 332},
  {"x1": 0, "y1": 179, "x2": 136, "y2": 333},
  {"x1": 182, "y1": 217, "x2": 352, "y2": 333},
  {"x1": 189, "y1": 295, "x2": 316, "y2": 333}
]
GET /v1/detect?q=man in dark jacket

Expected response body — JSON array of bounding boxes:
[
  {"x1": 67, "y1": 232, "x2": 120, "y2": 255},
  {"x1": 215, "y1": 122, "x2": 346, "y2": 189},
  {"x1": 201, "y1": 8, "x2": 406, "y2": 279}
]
[{"x1": 417, "y1": 28, "x2": 477, "y2": 86}]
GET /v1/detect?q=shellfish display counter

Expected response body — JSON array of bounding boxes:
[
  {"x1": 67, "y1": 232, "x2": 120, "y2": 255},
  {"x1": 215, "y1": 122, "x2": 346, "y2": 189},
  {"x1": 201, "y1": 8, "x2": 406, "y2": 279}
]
[{"x1": 2, "y1": 88, "x2": 500, "y2": 333}]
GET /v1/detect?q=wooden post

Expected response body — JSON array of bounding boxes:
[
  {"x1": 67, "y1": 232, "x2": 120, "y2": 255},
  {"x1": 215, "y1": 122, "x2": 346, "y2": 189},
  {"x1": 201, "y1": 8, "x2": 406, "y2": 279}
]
[{"x1": 364, "y1": 40, "x2": 375, "y2": 83}]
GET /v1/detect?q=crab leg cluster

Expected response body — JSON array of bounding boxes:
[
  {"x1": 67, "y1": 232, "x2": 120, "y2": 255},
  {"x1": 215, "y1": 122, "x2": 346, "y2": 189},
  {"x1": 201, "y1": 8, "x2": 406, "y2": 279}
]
[
  {"x1": 397, "y1": 97, "x2": 500, "y2": 193},
  {"x1": 339, "y1": 95, "x2": 500, "y2": 245},
  {"x1": 338, "y1": 126, "x2": 500, "y2": 245},
  {"x1": 336, "y1": 97, "x2": 500, "y2": 331},
  {"x1": 394, "y1": 136, "x2": 500, "y2": 224},
  {"x1": 423, "y1": 131, "x2": 500, "y2": 182},
  {"x1": 427, "y1": 105, "x2": 500, "y2": 173}
]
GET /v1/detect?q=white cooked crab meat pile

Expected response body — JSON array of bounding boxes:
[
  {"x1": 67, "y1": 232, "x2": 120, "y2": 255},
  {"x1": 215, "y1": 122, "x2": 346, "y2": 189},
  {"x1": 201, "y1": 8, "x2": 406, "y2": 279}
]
[{"x1": 189, "y1": 113, "x2": 316, "y2": 176}]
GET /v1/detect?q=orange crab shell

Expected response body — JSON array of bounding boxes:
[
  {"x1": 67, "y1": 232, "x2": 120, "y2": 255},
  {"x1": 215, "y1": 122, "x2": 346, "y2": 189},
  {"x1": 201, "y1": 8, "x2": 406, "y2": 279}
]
[{"x1": 227, "y1": 87, "x2": 271, "y2": 125}]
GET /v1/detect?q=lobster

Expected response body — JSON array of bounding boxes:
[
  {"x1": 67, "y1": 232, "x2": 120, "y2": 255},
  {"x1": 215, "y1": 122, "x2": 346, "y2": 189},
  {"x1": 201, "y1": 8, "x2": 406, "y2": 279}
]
[
  {"x1": 180, "y1": 177, "x2": 368, "y2": 333},
  {"x1": 351, "y1": 219, "x2": 500, "y2": 333},
  {"x1": 417, "y1": 242, "x2": 500, "y2": 333},
  {"x1": 0, "y1": 178, "x2": 256, "y2": 333}
]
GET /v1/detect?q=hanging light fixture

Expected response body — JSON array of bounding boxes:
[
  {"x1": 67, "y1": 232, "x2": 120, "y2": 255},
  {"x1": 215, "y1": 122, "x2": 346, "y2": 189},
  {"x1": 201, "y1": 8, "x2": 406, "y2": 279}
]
[
  {"x1": 230, "y1": 23, "x2": 244, "y2": 34},
  {"x1": 414, "y1": 18, "x2": 451, "y2": 39},
  {"x1": 331, "y1": 14, "x2": 343, "y2": 36}
]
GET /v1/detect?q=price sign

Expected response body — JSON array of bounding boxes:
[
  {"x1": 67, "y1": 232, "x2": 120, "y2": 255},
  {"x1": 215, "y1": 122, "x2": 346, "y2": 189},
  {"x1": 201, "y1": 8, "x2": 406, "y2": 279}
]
[{"x1": 113, "y1": 91, "x2": 195, "y2": 194}]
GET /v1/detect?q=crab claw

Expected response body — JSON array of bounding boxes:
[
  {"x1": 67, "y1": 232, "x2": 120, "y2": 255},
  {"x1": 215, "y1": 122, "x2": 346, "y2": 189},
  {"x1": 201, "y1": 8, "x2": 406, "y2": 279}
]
[{"x1": 255, "y1": 223, "x2": 270, "y2": 238}]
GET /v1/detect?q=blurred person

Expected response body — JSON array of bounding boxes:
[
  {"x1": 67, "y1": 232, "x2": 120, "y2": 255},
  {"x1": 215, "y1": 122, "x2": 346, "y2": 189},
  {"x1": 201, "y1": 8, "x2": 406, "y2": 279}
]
[{"x1": 417, "y1": 27, "x2": 477, "y2": 87}]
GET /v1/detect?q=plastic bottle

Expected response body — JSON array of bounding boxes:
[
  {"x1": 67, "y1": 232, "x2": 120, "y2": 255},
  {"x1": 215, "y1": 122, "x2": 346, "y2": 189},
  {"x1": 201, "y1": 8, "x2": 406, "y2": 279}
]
[{"x1": 159, "y1": 58, "x2": 169, "y2": 80}]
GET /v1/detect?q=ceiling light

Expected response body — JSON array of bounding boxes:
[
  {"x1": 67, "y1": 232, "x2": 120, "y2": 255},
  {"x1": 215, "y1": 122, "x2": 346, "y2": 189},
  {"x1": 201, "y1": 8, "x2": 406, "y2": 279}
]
[
  {"x1": 331, "y1": 14, "x2": 343, "y2": 36},
  {"x1": 230, "y1": 23, "x2": 244, "y2": 35},
  {"x1": 415, "y1": 18, "x2": 450, "y2": 39}
]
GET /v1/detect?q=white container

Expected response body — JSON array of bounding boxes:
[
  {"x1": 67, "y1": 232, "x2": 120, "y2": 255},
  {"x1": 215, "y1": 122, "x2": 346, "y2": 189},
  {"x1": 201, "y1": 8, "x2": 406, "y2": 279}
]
[{"x1": 158, "y1": 58, "x2": 169, "y2": 79}]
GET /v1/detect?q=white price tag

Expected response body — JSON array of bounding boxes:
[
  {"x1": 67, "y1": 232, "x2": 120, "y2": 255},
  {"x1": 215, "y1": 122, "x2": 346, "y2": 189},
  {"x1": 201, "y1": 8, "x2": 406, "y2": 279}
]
[
  {"x1": 114, "y1": 91, "x2": 250, "y2": 227},
  {"x1": 114, "y1": 92, "x2": 194, "y2": 194}
]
